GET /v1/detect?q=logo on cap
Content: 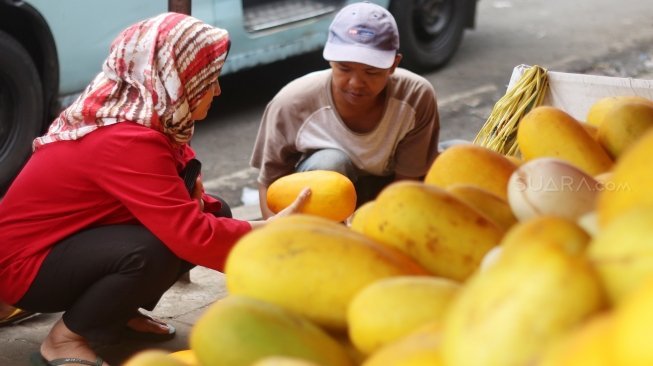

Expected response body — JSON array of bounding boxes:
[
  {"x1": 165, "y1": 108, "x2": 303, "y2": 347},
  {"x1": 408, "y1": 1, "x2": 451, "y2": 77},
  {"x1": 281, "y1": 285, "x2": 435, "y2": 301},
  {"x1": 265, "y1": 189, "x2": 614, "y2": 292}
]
[{"x1": 347, "y1": 26, "x2": 375, "y2": 43}]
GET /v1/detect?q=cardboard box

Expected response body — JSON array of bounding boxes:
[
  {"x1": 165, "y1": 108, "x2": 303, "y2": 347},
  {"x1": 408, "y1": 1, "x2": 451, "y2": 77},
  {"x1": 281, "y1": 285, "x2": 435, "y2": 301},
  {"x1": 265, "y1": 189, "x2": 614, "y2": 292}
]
[{"x1": 508, "y1": 64, "x2": 653, "y2": 122}]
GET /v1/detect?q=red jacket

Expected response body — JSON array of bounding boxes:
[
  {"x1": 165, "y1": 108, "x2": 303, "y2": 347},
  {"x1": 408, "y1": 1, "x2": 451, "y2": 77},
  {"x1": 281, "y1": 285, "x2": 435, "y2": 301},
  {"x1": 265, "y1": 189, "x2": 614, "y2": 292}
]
[{"x1": 0, "y1": 122, "x2": 251, "y2": 304}]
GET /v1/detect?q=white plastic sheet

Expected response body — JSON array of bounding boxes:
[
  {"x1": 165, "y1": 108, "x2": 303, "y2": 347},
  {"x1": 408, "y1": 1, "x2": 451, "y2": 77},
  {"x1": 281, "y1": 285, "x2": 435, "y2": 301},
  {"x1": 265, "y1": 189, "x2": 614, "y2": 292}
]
[{"x1": 508, "y1": 64, "x2": 653, "y2": 122}]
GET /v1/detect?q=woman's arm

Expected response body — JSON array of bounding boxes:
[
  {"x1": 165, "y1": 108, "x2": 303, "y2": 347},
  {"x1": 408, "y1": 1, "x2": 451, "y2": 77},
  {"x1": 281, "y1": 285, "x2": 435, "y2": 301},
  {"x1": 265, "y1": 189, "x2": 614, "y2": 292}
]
[{"x1": 249, "y1": 187, "x2": 310, "y2": 228}]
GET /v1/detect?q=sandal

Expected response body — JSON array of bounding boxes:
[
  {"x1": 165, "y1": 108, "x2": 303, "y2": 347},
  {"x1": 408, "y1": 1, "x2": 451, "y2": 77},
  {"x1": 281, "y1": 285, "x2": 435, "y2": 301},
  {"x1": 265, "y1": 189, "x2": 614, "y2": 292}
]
[
  {"x1": 123, "y1": 312, "x2": 176, "y2": 342},
  {"x1": 0, "y1": 308, "x2": 38, "y2": 327},
  {"x1": 29, "y1": 352, "x2": 103, "y2": 366}
]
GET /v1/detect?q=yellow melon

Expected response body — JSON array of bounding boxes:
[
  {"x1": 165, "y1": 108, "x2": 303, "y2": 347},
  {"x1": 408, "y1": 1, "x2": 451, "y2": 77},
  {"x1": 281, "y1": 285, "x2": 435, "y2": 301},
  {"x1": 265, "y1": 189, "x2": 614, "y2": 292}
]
[
  {"x1": 446, "y1": 184, "x2": 517, "y2": 232},
  {"x1": 586, "y1": 95, "x2": 653, "y2": 127},
  {"x1": 190, "y1": 295, "x2": 353, "y2": 366},
  {"x1": 362, "y1": 181, "x2": 502, "y2": 281},
  {"x1": 363, "y1": 322, "x2": 444, "y2": 366},
  {"x1": 347, "y1": 276, "x2": 459, "y2": 355},
  {"x1": 537, "y1": 312, "x2": 614, "y2": 366},
  {"x1": 424, "y1": 143, "x2": 518, "y2": 201},
  {"x1": 597, "y1": 128, "x2": 653, "y2": 226},
  {"x1": 267, "y1": 170, "x2": 356, "y2": 222},
  {"x1": 124, "y1": 350, "x2": 187, "y2": 366},
  {"x1": 349, "y1": 200, "x2": 375, "y2": 233},
  {"x1": 168, "y1": 350, "x2": 199, "y2": 366},
  {"x1": 517, "y1": 106, "x2": 613, "y2": 175},
  {"x1": 500, "y1": 215, "x2": 591, "y2": 257},
  {"x1": 588, "y1": 206, "x2": 653, "y2": 304},
  {"x1": 225, "y1": 215, "x2": 428, "y2": 330},
  {"x1": 251, "y1": 356, "x2": 321, "y2": 366},
  {"x1": 597, "y1": 100, "x2": 653, "y2": 158},
  {"x1": 441, "y1": 241, "x2": 605, "y2": 366},
  {"x1": 579, "y1": 122, "x2": 600, "y2": 141},
  {"x1": 611, "y1": 278, "x2": 653, "y2": 366}
]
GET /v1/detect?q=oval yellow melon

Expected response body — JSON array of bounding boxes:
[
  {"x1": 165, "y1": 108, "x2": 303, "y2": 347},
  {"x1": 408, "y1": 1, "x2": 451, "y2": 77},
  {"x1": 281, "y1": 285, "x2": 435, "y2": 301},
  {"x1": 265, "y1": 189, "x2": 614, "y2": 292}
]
[
  {"x1": 269, "y1": 213, "x2": 350, "y2": 230},
  {"x1": 577, "y1": 211, "x2": 600, "y2": 237},
  {"x1": 349, "y1": 200, "x2": 375, "y2": 233},
  {"x1": 251, "y1": 356, "x2": 321, "y2": 366},
  {"x1": 424, "y1": 143, "x2": 518, "y2": 200},
  {"x1": 586, "y1": 95, "x2": 653, "y2": 127},
  {"x1": 168, "y1": 350, "x2": 199, "y2": 366},
  {"x1": 332, "y1": 334, "x2": 367, "y2": 366},
  {"x1": 596, "y1": 128, "x2": 653, "y2": 226},
  {"x1": 441, "y1": 241, "x2": 605, "y2": 366},
  {"x1": 347, "y1": 276, "x2": 459, "y2": 355},
  {"x1": 124, "y1": 350, "x2": 187, "y2": 366},
  {"x1": 267, "y1": 170, "x2": 356, "y2": 222},
  {"x1": 225, "y1": 216, "x2": 428, "y2": 330},
  {"x1": 537, "y1": 312, "x2": 614, "y2": 366},
  {"x1": 363, "y1": 322, "x2": 444, "y2": 366},
  {"x1": 505, "y1": 155, "x2": 524, "y2": 167},
  {"x1": 500, "y1": 215, "x2": 591, "y2": 258},
  {"x1": 479, "y1": 246, "x2": 504, "y2": 272},
  {"x1": 446, "y1": 184, "x2": 517, "y2": 232},
  {"x1": 517, "y1": 106, "x2": 613, "y2": 175},
  {"x1": 362, "y1": 181, "x2": 503, "y2": 281},
  {"x1": 482, "y1": 215, "x2": 595, "y2": 271},
  {"x1": 597, "y1": 101, "x2": 653, "y2": 159},
  {"x1": 593, "y1": 171, "x2": 612, "y2": 186},
  {"x1": 190, "y1": 295, "x2": 353, "y2": 366},
  {"x1": 611, "y1": 278, "x2": 653, "y2": 366},
  {"x1": 579, "y1": 122, "x2": 600, "y2": 142},
  {"x1": 588, "y1": 206, "x2": 653, "y2": 304}
]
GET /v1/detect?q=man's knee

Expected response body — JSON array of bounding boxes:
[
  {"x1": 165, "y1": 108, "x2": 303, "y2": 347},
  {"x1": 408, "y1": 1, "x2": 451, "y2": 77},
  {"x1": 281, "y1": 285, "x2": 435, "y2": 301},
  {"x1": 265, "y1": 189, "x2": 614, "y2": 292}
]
[{"x1": 296, "y1": 149, "x2": 357, "y2": 180}]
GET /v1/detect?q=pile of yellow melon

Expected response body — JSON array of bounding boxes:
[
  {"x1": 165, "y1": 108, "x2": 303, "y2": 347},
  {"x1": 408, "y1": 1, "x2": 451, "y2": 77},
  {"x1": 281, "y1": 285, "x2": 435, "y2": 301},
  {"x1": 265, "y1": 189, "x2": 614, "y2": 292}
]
[{"x1": 126, "y1": 95, "x2": 653, "y2": 366}]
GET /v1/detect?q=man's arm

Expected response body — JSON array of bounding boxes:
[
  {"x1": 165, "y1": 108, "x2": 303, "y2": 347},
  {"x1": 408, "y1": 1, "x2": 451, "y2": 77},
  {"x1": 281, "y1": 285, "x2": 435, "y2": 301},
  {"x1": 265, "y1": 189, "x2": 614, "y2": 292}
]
[
  {"x1": 258, "y1": 182, "x2": 275, "y2": 219},
  {"x1": 392, "y1": 72, "x2": 440, "y2": 178}
]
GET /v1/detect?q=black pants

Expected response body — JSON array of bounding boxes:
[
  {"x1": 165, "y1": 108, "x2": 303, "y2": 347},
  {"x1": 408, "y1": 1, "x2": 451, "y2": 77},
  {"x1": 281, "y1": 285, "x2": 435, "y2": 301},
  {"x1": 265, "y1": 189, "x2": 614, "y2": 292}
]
[
  {"x1": 16, "y1": 196, "x2": 231, "y2": 344},
  {"x1": 354, "y1": 174, "x2": 395, "y2": 207}
]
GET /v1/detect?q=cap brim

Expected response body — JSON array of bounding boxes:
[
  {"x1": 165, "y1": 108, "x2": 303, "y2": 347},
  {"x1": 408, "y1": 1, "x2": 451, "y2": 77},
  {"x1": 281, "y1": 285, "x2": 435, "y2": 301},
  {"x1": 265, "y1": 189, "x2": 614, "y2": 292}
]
[{"x1": 323, "y1": 43, "x2": 396, "y2": 69}]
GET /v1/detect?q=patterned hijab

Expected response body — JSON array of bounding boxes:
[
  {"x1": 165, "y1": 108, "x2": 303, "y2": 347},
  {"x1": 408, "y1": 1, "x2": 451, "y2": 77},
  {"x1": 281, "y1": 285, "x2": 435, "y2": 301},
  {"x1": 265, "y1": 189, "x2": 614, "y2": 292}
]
[{"x1": 33, "y1": 12, "x2": 230, "y2": 149}]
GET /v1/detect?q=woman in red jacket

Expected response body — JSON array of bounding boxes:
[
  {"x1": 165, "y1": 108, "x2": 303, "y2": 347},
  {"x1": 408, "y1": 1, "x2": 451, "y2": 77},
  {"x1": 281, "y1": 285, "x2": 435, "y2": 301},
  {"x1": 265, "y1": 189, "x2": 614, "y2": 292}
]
[{"x1": 0, "y1": 12, "x2": 308, "y2": 366}]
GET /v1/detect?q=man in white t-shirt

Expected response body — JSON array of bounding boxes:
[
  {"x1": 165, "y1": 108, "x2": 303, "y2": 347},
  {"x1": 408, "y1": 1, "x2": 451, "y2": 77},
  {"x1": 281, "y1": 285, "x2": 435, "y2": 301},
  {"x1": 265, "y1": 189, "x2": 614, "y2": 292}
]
[{"x1": 250, "y1": 1, "x2": 440, "y2": 218}]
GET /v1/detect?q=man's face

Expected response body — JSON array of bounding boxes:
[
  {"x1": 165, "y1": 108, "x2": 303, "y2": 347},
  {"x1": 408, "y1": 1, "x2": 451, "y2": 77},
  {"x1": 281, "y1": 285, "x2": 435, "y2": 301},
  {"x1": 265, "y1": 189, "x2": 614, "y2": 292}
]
[{"x1": 329, "y1": 59, "x2": 398, "y2": 106}]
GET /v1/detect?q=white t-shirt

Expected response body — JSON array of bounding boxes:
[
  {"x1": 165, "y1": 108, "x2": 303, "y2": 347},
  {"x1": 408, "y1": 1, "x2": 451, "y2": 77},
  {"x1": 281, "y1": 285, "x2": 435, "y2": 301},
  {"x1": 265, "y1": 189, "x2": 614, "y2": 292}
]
[{"x1": 250, "y1": 68, "x2": 439, "y2": 186}]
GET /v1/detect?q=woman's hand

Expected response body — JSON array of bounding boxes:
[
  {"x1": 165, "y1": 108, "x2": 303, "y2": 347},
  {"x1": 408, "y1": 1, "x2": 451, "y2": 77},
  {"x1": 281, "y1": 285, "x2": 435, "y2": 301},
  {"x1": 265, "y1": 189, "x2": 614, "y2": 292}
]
[
  {"x1": 248, "y1": 187, "x2": 310, "y2": 229},
  {"x1": 270, "y1": 187, "x2": 311, "y2": 219}
]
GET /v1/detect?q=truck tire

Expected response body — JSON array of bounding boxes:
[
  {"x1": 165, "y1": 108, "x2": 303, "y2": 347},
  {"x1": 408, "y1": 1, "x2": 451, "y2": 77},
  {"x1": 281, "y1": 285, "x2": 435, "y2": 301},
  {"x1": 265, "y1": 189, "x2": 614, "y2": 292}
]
[
  {"x1": 391, "y1": 0, "x2": 469, "y2": 72},
  {"x1": 0, "y1": 30, "x2": 44, "y2": 193}
]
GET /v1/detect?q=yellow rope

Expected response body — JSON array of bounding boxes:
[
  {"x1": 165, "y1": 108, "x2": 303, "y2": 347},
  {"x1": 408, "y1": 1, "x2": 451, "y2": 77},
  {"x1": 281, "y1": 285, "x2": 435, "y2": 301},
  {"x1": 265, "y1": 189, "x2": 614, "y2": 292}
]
[{"x1": 474, "y1": 65, "x2": 549, "y2": 156}]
